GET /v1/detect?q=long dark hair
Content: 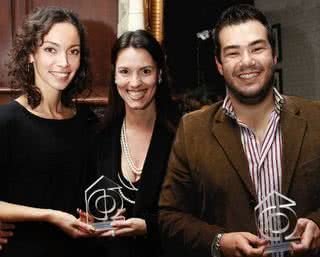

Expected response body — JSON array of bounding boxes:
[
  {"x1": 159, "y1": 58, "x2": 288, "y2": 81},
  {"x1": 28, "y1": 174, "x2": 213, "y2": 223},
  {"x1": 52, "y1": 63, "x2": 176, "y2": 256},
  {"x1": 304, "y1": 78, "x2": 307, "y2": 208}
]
[
  {"x1": 7, "y1": 6, "x2": 91, "y2": 108},
  {"x1": 104, "y1": 29, "x2": 179, "y2": 131}
]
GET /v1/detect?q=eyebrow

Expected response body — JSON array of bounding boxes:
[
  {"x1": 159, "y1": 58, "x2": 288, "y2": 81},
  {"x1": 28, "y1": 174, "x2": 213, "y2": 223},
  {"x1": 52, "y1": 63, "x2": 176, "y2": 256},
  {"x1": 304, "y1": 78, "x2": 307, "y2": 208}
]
[
  {"x1": 117, "y1": 65, "x2": 155, "y2": 70},
  {"x1": 43, "y1": 40, "x2": 80, "y2": 48},
  {"x1": 223, "y1": 39, "x2": 268, "y2": 52},
  {"x1": 248, "y1": 39, "x2": 268, "y2": 47},
  {"x1": 140, "y1": 65, "x2": 154, "y2": 69}
]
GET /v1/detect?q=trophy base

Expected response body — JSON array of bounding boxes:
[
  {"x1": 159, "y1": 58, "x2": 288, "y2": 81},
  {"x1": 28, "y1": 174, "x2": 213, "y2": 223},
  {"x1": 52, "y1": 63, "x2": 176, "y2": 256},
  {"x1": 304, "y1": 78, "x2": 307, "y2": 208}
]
[
  {"x1": 265, "y1": 242, "x2": 290, "y2": 254},
  {"x1": 92, "y1": 221, "x2": 113, "y2": 230},
  {"x1": 264, "y1": 238, "x2": 300, "y2": 254}
]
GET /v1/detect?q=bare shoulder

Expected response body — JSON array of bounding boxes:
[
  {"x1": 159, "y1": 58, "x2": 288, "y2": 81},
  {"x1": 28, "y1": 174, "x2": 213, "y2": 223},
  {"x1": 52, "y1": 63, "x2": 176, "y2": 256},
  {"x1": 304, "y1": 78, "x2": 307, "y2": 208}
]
[{"x1": 15, "y1": 95, "x2": 28, "y2": 107}]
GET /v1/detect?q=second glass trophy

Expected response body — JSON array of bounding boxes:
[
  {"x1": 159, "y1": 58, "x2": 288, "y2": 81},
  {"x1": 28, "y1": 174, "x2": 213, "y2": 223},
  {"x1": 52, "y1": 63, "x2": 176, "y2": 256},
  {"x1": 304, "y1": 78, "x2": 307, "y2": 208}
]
[{"x1": 254, "y1": 191, "x2": 300, "y2": 255}]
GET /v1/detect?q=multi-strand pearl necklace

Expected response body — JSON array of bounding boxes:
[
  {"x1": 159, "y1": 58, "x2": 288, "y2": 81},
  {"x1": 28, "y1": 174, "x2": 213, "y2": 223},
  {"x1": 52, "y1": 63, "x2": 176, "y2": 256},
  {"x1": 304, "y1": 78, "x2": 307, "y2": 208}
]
[
  {"x1": 118, "y1": 171, "x2": 138, "y2": 191},
  {"x1": 117, "y1": 172, "x2": 137, "y2": 204},
  {"x1": 119, "y1": 119, "x2": 142, "y2": 204},
  {"x1": 120, "y1": 120, "x2": 143, "y2": 176}
]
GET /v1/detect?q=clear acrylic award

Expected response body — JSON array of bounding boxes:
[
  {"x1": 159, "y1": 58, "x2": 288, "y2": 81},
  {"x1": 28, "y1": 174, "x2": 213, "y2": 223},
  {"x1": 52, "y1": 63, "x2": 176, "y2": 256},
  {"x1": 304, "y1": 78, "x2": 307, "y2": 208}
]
[
  {"x1": 254, "y1": 191, "x2": 300, "y2": 254},
  {"x1": 84, "y1": 175, "x2": 124, "y2": 230}
]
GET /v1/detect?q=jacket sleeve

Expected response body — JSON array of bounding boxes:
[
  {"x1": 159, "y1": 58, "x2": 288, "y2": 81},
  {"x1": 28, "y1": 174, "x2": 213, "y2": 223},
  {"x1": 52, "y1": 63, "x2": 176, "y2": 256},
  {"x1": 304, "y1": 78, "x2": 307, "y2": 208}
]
[{"x1": 158, "y1": 116, "x2": 224, "y2": 256}]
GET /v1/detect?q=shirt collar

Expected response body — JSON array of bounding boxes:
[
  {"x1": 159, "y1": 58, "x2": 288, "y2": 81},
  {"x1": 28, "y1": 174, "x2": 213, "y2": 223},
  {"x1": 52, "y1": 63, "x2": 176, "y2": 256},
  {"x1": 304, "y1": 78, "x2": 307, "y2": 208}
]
[{"x1": 222, "y1": 87, "x2": 284, "y2": 120}]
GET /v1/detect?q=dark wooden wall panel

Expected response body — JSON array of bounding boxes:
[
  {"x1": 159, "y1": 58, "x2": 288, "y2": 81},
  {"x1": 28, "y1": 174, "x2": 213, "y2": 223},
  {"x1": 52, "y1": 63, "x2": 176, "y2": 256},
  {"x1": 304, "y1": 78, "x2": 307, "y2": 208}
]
[{"x1": 0, "y1": 1, "x2": 13, "y2": 89}]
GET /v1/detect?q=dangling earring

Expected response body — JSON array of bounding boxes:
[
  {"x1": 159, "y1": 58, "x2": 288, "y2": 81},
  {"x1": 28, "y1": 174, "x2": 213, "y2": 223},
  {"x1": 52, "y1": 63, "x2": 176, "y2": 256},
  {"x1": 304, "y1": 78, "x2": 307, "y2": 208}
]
[
  {"x1": 158, "y1": 70, "x2": 162, "y2": 84},
  {"x1": 27, "y1": 63, "x2": 32, "y2": 73}
]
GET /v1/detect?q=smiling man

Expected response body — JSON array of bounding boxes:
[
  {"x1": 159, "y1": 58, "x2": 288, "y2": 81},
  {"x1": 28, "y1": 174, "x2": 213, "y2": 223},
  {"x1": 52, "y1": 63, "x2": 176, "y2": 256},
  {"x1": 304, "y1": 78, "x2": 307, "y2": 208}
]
[{"x1": 159, "y1": 4, "x2": 320, "y2": 257}]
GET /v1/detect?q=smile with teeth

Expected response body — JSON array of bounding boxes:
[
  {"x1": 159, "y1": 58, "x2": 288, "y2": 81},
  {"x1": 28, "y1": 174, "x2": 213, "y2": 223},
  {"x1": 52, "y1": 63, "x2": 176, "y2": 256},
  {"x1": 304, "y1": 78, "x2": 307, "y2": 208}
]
[
  {"x1": 239, "y1": 72, "x2": 259, "y2": 79},
  {"x1": 127, "y1": 90, "x2": 147, "y2": 100},
  {"x1": 50, "y1": 71, "x2": 70, "y2": 79}
]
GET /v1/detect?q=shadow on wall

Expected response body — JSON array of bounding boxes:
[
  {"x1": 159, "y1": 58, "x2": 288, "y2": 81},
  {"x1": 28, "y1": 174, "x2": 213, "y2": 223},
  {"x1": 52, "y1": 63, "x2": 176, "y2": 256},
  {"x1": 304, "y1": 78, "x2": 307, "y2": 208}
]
[
  {"x1": 283, "y1": 25, "x2": 316, "y2": 99},
  {"x1": 262, "y1": 4, "x2": 317, "y2": 99}
]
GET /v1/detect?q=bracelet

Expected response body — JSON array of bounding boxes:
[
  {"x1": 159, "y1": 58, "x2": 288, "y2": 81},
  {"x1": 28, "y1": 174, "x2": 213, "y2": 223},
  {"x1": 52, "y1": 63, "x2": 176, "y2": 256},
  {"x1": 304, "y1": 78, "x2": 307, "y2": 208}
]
[{"x1": 211, "y1": 233, "x2": 224, "y2": 257}]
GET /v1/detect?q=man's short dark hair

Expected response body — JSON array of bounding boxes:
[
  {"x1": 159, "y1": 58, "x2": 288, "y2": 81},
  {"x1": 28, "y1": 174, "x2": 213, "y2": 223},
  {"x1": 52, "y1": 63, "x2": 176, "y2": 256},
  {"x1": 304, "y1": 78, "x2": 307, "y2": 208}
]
[{"x1": 212, "y1": 4, "x2": 275, "y2": 63}]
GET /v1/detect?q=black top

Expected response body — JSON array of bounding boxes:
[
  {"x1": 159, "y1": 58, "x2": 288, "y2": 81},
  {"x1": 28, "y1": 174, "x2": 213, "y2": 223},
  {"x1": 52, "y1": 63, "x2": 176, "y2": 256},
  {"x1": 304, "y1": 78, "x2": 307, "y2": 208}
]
[
  {"x1": 90, "y1": 117, "x2": 175, "y2": 257},
  {"x1": 116, "y1": 167, "x2": 140, "y2": 218},
  {"x1": 0, "y1": 101, "x2": 95, "y2": 257}
]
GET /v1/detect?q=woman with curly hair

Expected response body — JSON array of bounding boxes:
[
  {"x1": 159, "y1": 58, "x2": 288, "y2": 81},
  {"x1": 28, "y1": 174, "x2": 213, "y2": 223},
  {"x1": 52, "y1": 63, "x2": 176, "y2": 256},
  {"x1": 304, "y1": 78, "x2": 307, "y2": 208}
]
[{"x1": 0, "y1": 6, "x2": 96, "y2": 257}]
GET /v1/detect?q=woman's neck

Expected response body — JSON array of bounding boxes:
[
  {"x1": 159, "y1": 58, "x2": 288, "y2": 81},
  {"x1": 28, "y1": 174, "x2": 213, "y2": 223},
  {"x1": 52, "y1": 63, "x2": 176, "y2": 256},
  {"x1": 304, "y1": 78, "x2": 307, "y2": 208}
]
[
  {"x1": 124, "y1": 105, "x2": 156, "y2": 130},
  {"x1": 16, "y1": 94, "x2": 75, "y2": 120}
]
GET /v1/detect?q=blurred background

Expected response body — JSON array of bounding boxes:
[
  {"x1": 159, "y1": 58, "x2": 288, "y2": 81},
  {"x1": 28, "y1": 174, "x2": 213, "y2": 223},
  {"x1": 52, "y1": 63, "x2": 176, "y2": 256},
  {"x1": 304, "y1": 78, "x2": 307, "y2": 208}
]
[{"x1": 0, "y1": 0, "x2": 319, "y2": 113}]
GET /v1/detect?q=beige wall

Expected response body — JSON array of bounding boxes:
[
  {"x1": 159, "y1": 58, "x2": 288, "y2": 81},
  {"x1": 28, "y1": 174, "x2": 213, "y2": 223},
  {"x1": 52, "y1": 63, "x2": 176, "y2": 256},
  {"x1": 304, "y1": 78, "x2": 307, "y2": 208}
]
[{"x1": 256, "y1": 0, "x2": 320, "y2": 100}]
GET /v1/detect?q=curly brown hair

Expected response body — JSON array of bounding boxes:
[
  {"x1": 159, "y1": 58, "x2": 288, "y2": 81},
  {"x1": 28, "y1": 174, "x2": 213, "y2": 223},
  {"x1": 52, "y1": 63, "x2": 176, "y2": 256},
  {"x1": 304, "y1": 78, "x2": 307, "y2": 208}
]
[{"x1": 7, "y1": 6, "x2": 91, "y2": 108}]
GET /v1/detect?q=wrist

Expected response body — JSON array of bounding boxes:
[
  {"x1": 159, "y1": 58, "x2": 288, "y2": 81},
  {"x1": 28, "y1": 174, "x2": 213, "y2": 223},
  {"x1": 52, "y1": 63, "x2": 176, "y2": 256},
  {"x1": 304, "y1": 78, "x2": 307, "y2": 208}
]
[
  {"x1": 211, "y1": 233, "x2": 224, "y2": 257},
  {"x1": 43, "y1": 209, "x2": 57, "y2": 223}
]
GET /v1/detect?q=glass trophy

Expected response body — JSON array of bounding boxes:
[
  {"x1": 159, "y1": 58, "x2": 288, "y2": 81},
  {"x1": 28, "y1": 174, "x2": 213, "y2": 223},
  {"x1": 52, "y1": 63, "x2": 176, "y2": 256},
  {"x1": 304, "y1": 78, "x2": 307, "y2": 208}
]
[
  {"x1": 254, "y1": 191, "x2": 300, "y2": 254},
  {"x1": 84, "y1": 175, "x2": 124, "y2": 230}
]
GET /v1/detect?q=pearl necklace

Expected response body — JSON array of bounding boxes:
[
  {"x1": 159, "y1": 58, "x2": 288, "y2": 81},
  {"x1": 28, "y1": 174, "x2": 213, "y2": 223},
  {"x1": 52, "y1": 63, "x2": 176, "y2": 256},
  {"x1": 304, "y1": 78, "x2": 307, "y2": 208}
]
[
  {"x1": 118, "y1": 171, "x2": 138, "y2": 192},
  {"x1": 117, "y1": 172, "x2": 137, "y2": 204},
  {"x1": 118, "y1": 188, "x2": 135, "y2": 204},
  {"x1": 120, "y1": 120, "x2": 143, "y2": 175}
]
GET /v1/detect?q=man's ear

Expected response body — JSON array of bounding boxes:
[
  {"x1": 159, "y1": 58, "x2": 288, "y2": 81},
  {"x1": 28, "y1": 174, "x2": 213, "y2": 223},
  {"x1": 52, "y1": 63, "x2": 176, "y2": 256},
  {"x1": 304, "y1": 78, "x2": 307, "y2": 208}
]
[
  {"x1": 215, "y1": 56, "x2": 223, "y2": 76},
  {"x1": 273, "y1": 54, "x2": 277, "y2": 65}
]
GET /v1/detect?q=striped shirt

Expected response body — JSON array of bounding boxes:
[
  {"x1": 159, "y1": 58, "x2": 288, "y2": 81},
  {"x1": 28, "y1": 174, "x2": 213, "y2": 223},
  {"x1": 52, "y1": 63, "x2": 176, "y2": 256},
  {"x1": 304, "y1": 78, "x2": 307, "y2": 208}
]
[{"x1": 223, "y1": 88, "x2": 285, "y2": 256}]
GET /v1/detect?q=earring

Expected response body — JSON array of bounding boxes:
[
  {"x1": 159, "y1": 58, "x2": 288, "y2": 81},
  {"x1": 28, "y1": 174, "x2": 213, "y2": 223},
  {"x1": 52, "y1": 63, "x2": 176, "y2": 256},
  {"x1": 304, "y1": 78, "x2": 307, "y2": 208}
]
[
  {"x1": 158, "y1": 70, "x2": 162, "y2": 84},
  {"x1": 27, "y1": 63, "x2": 32, "y2": 73}
]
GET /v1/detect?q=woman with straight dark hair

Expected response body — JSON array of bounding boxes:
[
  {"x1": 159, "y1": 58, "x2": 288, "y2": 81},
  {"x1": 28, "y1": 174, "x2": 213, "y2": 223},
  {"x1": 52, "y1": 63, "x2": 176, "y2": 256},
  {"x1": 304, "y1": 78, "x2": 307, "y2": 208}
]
[
  {"x1": 0, "y1": 6, "x2": 95, "y2": 257},
  {"x1": 91, "y1": 29, "x2": 180, "y2": 257}
]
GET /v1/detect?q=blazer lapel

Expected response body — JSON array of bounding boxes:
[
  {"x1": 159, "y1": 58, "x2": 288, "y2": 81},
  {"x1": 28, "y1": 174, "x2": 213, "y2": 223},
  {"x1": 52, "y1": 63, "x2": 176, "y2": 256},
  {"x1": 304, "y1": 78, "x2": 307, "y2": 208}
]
[
  {"x1": 211, "y1": 108, "x2": 257, "y2": 200},
  {"x1": 281, "y1": 98, "x2": 306, "y2": 195}
]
